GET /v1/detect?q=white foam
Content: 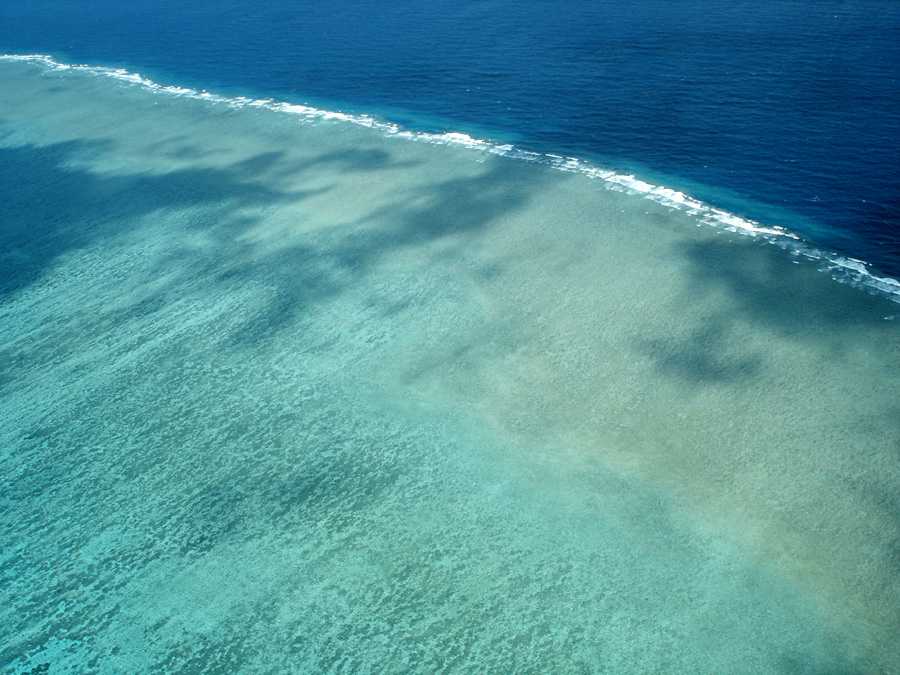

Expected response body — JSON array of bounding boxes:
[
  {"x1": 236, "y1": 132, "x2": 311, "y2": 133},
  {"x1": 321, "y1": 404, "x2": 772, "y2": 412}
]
[{"x1": 3, "y1": 53, "x2": 898, "y2": 304}]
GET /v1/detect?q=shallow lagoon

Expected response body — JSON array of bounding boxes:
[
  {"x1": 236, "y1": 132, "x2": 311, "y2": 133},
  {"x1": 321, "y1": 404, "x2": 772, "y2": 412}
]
[{"x1": 1, "y1": 60, "x2": 899, "y2": 674}]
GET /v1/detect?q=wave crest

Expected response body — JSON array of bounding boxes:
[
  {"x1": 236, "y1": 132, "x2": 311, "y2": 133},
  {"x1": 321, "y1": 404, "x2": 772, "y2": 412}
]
[{"x1": 3, "y1": 53, "x2": 898, "y2": 305}]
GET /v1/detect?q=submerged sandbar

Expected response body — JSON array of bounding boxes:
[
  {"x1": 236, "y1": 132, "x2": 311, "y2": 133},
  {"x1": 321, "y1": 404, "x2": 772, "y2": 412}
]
[{"x1": 1, "y1": 58, "x2": 898, "y2": 674}]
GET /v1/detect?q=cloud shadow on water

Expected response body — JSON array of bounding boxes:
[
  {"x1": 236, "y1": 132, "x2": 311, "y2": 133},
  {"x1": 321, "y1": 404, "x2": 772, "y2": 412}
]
[
  {"x1": 634, "y1": 235, "x2": 898, "y2": 387},
  {"x1": 638, "y1": 315, "x2": 762, "y2": 384},
  {"x1": 0, "y1": 131, "x2": 547, "y2": 359},
  {"x1": 0, "y1": 139, "x2": 310, "y2": 301},
  {"x1": 224, "y1": 157, "x2": 546, "y2": 346}
]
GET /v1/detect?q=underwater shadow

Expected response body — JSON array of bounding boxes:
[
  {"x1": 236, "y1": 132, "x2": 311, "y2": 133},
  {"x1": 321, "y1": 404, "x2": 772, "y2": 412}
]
[
  {"x1": 678, "y1": 238, "x2": 894, "y2": 337},
  {"x1": 778, "y1": 654, "x2": 864, "y2": 675},
  {"x1": 0, "y1": 139, "x2": 318, "y2": 301},
  {"x1": 637, "y1": 316, "x2": 762, "y2": 384},
  {"x1": 0, "y1": 133, "x2": 551, "y2": 361},
  {"x1": 294, "y1": 147, "x2": 420, "y2": 174},
  {"x1": 369, "y1": 158, "x2": 536, "y2": 243},
  {"x1": 634, "y1": 236, "x2": 898, "y2": 386},
  {"x1": 226, "y1": 158, "x2": 545, "y2": 346}
]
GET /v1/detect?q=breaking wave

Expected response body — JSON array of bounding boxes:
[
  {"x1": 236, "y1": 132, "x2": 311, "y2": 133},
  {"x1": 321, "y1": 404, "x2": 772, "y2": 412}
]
[{"x1": 4, "y1": 53, "x2": 899, "y2": 304}]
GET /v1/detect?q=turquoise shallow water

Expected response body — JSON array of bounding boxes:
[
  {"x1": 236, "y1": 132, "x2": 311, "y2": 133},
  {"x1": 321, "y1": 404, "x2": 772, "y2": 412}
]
[
  {"x1": 2, "y1": 0, "x2": 899, "y2": 276},
  {"x1": 1, "y1": 60, "x2": 900, "y2": 674}
]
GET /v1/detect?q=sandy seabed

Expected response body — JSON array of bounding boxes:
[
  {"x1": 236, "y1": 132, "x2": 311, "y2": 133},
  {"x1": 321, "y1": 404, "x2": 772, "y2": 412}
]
[{"x1": 1, "y1": 59, "x2": 899, "y2": 674}]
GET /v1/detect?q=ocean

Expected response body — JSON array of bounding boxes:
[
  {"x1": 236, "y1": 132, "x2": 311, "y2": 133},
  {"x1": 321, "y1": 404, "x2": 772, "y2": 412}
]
[
  {"x1": 2, "y1": 0, "x2": 899, "y2": 279},
  {"x1": 1, "y1": 1, "x2": 899, "y2": 673}
]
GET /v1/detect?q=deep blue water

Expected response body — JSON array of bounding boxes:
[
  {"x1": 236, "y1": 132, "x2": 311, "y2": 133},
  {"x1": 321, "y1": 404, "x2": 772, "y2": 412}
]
[{"x1": 2, "y1": 0, "x2": 899, "y2": 275}]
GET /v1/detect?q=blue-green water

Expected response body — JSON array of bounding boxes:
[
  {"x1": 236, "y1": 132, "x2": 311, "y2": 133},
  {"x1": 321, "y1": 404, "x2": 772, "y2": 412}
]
[
  {"x1": 1, "y1": 57, "x2": 899, "y2": 674},
  {"x1": 2, "y1": 0, "x2": 899, "y2": 277}
]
